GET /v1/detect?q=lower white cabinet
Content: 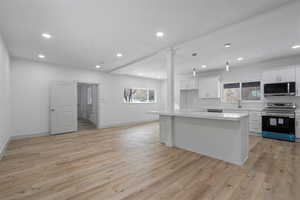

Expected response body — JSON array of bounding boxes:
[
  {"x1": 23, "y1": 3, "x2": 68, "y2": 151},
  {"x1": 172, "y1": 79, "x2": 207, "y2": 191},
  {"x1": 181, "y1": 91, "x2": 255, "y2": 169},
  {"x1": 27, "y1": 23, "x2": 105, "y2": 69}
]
[
  {"x1": 295, "y1": 114, "x2": 300, "y2": 139},
  {"x1": 159, "y1": 115, "x2": 173, "y2": 146},
  {"x1": 248, "y1": 111, "x2": 262, "y2": 133},
  {"x1": 225, "y1": 109, "x2": 261, "y2": 133}
]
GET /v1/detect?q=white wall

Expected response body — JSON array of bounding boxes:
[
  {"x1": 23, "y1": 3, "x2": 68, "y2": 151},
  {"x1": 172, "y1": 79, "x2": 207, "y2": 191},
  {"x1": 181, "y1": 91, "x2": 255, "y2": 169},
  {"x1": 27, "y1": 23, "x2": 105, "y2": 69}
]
[
  {"x1": 177, "y1": 55, "x2": 300, "y2": 110},
  {"x1": 0, "y1": 34, "x2": 11, "y2": 157},
  {"x1": 11, "y1": 58, "x2": 163, "y2": 137}
]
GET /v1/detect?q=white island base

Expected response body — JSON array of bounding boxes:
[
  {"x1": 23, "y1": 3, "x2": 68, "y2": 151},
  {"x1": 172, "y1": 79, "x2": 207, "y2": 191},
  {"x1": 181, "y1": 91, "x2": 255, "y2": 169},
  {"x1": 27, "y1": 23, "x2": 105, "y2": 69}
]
[{"x1": 159, "y1": 112, "x2": 249, "y2": 166}]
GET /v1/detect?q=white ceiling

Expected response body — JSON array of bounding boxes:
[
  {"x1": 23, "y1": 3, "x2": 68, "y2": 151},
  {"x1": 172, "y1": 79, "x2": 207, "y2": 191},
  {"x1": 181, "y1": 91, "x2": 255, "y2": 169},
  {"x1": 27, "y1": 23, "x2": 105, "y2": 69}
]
[
  {"x1": 0, "y1": 0, "x2": 295, "y2": 73},
  {"x1": 114, "y1": 1, "x2": 300, "y2": 78},
  {"x1": 175, "y1": 1, "x2": 300, "y2": 75}
]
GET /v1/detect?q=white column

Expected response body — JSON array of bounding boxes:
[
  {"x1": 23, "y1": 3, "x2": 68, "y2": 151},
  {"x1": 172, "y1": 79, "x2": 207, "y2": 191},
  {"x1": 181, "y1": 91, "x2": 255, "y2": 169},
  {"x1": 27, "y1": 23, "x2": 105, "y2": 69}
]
[{"x1": 166, "y1": 48, "x2": 175, "y2": 112}]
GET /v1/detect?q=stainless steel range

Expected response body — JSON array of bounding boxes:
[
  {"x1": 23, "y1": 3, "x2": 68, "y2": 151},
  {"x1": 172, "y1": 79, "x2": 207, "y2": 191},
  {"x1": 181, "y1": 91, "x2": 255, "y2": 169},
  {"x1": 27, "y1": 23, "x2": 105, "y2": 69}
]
[{"x1": 262, "y1": 102, "x2": 296, "y2": 142}]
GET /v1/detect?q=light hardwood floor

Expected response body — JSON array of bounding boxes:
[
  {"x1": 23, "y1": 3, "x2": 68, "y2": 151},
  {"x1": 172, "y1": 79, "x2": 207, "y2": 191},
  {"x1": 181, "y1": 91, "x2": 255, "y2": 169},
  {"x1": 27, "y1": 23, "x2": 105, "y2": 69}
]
[{"x1": 0, "y1": 122, "x2": 299, "y2": 200}]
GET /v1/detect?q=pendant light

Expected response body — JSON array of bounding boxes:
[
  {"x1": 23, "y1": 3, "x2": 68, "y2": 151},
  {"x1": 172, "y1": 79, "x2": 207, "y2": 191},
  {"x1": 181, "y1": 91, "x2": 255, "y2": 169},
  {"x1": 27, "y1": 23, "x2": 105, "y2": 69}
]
[
  {"x1": 192, "y1": 68, "x2": 197, "y2": 77},
  {"x1": 224, "y1": 43, "x2": 231, "y2": 72},
  {"x1": 225, "y1": 61, "x2": 230, "y2": 72}
]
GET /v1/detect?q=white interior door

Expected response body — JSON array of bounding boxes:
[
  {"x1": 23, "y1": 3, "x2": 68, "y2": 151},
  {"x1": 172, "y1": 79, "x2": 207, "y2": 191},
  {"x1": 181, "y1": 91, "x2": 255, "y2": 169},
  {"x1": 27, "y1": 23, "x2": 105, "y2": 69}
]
[{"x1": 50, "y1": 81, "x2": 77, "y2": 134}]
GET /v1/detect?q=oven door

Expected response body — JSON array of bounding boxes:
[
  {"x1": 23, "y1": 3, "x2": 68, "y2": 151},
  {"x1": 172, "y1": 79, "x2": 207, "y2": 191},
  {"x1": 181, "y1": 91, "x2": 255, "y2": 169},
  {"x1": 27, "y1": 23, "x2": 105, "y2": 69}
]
[{"x1": 262, "y1": 115, "x2": 295, "y2": 134}]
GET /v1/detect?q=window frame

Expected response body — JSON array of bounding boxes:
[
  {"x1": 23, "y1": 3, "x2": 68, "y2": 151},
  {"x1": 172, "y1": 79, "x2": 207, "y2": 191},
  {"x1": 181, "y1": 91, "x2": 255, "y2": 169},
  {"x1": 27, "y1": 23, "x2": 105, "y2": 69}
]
[
  {"x1": 222, "y1": 82, "x2": 241, "y2": 103},
  {"x1": 241, "y1": 81, "x2": 262, "y2": 102},
  {"x1": 222, "y1": 81, "x2": 262, "y2": 103},
  {"x1": 123, "y1": 88, "x2": 157, "y2": 104}
]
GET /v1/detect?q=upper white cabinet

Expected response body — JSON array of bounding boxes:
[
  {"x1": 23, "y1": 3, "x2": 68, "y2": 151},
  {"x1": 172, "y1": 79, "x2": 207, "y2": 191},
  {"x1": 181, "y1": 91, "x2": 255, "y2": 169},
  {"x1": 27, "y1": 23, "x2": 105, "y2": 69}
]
[
  {"x1": 180, "y1": 78, "x2": 198, "y2": 90},
  {"x1": 198, "y1": 76, "x2": 220, "y2": 99},
  {"x1": 262, "y1": 67, "x2": 295, "y2": 84},
  {"x1": 295, "y1": 65, "x2": 300, "y2": 96}
]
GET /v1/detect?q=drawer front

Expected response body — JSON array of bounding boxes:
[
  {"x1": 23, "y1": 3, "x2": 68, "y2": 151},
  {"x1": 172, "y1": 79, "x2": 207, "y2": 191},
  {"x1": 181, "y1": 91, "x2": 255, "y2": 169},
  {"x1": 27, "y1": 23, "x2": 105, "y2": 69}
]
[
  {"x1": 249, "y1": 121, "x2": 261, "y2": 133},
  {"x1": 249, "y1": 112, "x2": 261, "y2": 121}
]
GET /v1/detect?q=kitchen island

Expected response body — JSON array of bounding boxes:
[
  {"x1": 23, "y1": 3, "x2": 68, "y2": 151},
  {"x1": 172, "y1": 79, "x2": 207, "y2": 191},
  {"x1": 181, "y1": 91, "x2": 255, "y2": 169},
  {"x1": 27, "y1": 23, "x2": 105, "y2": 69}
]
[{"x1": 155, "y1": 111, "x2": 249, "y2": 166}]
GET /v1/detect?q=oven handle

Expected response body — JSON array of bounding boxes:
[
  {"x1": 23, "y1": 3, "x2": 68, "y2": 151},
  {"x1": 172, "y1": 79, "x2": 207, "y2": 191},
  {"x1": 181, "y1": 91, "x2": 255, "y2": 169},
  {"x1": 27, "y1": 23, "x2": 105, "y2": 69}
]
[{"x1": 262, "y1": 112, "x2": 295, "y2": 118}]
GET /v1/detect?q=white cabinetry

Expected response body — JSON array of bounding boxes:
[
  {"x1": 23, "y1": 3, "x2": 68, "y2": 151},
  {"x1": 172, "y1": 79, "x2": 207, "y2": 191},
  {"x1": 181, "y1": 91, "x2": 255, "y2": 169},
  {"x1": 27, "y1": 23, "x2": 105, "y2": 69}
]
[
  {"x1": 159, "y1": 115, "x2": 173, "y2": 146},
  {"x1": 249, "y1": 111, "x2": 262, "y2": 133},
  {"x1": 295, "y1": 66, "x2": 300, "y2": 96},
  {"x1": 224, "y1": 109, "x2": 261, "y2": 133},
  {"x1": 295, "y1": 113, "x2": 300, "y2": 139},
  {"x1": 262, "y1": 67, "x2": 295, "y2": 83},
  {"x1": 180, "y1": 78, "x2": 198, "y2": 90},
  {"x1": 198, "y1": 76, "x2": 220, "y2": 99}
]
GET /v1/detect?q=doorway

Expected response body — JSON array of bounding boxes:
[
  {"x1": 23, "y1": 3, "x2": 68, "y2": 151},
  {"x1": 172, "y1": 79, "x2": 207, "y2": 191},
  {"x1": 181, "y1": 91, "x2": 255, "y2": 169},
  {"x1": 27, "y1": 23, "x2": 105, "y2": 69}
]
[{"x1": 77, "y1": 82, "x2": 98, "y2": 131}]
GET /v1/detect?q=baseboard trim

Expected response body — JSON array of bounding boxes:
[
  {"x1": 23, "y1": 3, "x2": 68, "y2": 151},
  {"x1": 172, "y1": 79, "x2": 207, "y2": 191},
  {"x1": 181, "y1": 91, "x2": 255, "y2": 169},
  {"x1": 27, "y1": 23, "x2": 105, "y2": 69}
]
[
  {"x1": 99, "y1": 120, "x2": 158, "y2": 129},
  {"x1": 9, "y1": 121, "x2": 158, "y2": 140},
  {"x1": 0, "y1": 136, "x2": 10, "y2": 160},
  {"x1": 250, "y1": 132, "x2": 300, "y2": 143},
  {"x1": 249, "y1": 132, "x2": 261, "y2": 136},
  {"x1": 10, "y1": 132, "x2": 50, "y2": 140}
]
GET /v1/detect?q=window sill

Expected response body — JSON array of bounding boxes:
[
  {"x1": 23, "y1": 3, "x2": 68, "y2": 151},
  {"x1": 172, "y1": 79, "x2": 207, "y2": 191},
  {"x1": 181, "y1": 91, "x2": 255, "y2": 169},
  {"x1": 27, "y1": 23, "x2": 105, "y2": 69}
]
[{"x1": 124, "y1": 102, "x2": 157, "y2": 104}]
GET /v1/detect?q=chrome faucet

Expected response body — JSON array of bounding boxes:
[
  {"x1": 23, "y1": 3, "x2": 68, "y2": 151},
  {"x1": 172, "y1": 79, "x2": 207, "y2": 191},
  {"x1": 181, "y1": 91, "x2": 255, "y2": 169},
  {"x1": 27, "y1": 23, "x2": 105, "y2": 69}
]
[{"x1": 238, "y1": 100, "x2": 242, "y2": 108}]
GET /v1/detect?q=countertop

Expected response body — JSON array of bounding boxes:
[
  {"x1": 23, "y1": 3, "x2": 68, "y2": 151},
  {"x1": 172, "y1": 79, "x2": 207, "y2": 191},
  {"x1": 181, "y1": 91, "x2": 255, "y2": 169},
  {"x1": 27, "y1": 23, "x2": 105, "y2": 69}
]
[
  {"x1": 190, "y1": 107, "x2": 263, "y2": 112},
  {"x1": 149, "y1": 111, "x2": 249, "y2": 121}
]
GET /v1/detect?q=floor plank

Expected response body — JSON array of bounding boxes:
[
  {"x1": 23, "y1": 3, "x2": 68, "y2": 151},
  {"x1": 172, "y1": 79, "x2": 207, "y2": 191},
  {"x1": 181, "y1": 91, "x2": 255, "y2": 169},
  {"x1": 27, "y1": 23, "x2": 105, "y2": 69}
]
[{"x1": 0, "y1": 122, "x2": 299, "y2": 200}]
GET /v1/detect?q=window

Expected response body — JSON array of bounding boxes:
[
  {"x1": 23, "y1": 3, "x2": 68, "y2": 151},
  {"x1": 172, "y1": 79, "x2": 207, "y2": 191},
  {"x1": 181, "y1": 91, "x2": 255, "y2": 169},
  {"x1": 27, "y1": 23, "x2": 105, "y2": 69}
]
[
  {"x1": 241, "y1": 81, "x2": 261, "y2": 101},
  {"x1": 223, "y1": 83, "x2": 240, "y2": 102},
  {"x1": 223, "y1": 81, "x2": 261, "y2": 102},
  {"x1": 123, "y1": 88, "x2": 156, "y2": 103}
]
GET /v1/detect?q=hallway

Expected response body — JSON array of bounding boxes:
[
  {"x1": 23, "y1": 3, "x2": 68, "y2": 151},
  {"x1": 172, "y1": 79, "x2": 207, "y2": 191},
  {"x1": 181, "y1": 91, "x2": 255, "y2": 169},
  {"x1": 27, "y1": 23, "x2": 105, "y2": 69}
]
[{"x1": 78, "y1": 119, "x2": 97, "y2": 131}]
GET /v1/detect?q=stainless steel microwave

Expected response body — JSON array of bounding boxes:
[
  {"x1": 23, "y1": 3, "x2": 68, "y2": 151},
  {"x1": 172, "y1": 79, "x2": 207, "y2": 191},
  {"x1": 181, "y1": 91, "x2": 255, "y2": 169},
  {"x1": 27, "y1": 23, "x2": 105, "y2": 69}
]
[{"x1": 264, "y1": 82, "x2": 296, "y2": 96}]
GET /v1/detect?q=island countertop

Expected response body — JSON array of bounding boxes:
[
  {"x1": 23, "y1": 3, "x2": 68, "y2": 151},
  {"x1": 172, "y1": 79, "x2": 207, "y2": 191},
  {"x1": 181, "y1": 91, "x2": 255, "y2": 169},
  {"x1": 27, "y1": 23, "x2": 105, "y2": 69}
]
[{"x1": 149, "y1": 111, "x2": 249, "y2": 121}]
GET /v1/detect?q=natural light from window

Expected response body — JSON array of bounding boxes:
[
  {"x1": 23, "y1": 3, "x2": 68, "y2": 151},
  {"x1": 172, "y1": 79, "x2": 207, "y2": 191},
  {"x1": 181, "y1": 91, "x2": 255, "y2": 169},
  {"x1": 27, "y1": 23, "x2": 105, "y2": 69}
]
[{"x1": 123, "y1": 88, "x2": 156, "y2": 103}]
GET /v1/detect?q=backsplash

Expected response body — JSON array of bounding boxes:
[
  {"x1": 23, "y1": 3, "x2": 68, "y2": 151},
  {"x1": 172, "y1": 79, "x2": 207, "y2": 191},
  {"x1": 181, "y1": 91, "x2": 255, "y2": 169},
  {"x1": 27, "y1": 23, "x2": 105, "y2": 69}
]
[{"x1": 180, "y1": 91, "x2": 300, "y2": 111}]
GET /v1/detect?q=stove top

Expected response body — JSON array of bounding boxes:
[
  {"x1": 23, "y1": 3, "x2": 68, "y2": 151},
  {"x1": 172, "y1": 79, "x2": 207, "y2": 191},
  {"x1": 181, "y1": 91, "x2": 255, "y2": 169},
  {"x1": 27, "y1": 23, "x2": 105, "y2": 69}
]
[{"x1": 263, "y1": 102, "x2": 296, "y2": 115}]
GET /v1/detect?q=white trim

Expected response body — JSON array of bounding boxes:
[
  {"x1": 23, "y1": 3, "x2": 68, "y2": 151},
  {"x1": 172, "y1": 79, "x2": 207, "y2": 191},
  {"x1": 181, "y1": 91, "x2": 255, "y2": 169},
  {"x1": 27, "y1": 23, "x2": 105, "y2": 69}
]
[
  {"x1": 99, "y1": 120, "x2": 158, "y2": 129},
  {"x1": 10, "y1": 132, "x2": 50, "y2": 140},
  {"x1": 0, "y1": 136, "x2": 10, "y2": 160},
  {"x1": 76, "y1": 82, "x2": 100, "y2": 130}
]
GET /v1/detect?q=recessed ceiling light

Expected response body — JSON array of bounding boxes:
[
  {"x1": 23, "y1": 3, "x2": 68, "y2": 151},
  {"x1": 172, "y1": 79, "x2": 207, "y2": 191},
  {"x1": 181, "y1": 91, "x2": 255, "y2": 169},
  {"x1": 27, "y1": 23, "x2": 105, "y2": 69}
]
[
  {"x1": 96, "y1": 65, "x2": 101, "y2": 69},
  {"x1": 138, "y1": 73, "x2": 144, "y2": 76},
  {"x1": 116, "y1": 53, "x2": 123, "y2": 58},
  {"x1": 201, "y1": 65, "x2": 207, "y2": 68},
  {"x1": 224, "y1": 43, "x2": 231, "y2": 48},
  {"x1": 156, "y1": 32, "x2": 164, "y2": 38},
  {"x1": 41, "y1": 33, "x2": 52, "y2": 39},
  {"x1": 292, "y1": 44, "x2": 300, "y2": 49},
  {"x1": 38, "y1": 54, "x2": 45, "y2": 59},
  {"x1": 237, "y1": 57, "x2": 244, "y2": 61}
]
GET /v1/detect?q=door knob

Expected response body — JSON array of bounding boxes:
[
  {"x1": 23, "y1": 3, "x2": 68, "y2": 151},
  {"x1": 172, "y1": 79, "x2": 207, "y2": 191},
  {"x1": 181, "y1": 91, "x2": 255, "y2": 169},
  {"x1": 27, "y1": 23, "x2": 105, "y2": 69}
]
[{"x1": 50, "y1": 108, "x2": 55, "y2": 112}]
